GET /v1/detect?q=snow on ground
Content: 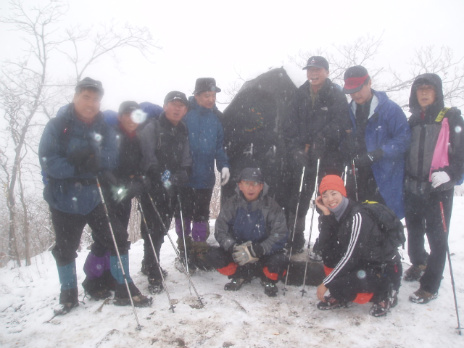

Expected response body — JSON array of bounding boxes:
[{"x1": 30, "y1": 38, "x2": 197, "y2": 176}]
[{"x1": 1, "y1": 198, "x2": 464, "y2": 348}]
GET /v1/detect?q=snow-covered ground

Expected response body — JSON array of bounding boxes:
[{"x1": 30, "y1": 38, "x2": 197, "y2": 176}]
[{"x1": 1, "y1": 198, "x2": 464, "y2": 348}]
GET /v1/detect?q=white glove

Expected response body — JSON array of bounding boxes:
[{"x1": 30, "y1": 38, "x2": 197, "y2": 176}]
[
  {"x1": 431, "y1": 171, "x2": 451, "y2": 188},
  {"x1": 221, "y1": 167, "x2": 230, "y2": 186},
  {"x1": 232, "y1": 241, "x2": 259, "y2": 266}
]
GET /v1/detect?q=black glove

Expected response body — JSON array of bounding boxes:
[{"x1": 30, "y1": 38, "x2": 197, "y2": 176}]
[
  {"x1": 171, "y1": 170, "x2": 189, "y2": 187},
  {"x1": 68, "y1": 147, "x2": 99, "y2": 174},
  {"x1": 124, "y1": 180, "x2": 145, "y2": 200},
  {"x1": 354, "y1": 149, "x2": 383, "y2": 167},
  {"x1": 292, "y1": 149, "x2": 309, "y2": 168},
  {"x1": 100, "y1": 170, "x2": 118, "y2": 186},
  {"x1": 68, "y1": 146, "x2": 93, "y2": 166},
  {"x1": 146, "y1": 165, "x2": 160, "y2": 182},
  {"x1": 311, "y1": 135, "x2": 325, "y2": 160}
]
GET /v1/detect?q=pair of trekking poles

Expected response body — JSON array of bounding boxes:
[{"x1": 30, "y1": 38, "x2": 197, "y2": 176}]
[
  {"x1": 95, "y1": 178, "x2": 203, "y2": 331},
  {"x1": 283, "y1": 158, "x2": 320, "y2": 297}
]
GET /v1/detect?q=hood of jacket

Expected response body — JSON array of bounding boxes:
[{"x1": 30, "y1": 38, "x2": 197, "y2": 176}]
[{"x1": 409, "y1": 73, "x2": 444, "y2": 115}]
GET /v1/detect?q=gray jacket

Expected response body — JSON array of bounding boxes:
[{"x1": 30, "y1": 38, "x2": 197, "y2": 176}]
[{"x1": 215, "y1": 184, "x2": 288, "y2": 255}]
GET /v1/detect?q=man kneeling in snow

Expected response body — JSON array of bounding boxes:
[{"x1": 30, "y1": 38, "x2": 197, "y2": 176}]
[{"x1": 208, "y1": 168, "x2": 289, "y2": 297}]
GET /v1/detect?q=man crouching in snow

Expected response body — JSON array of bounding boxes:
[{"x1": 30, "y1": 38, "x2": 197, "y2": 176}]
[{"x1": 208, "y1": 168, "x2": 289, "y2": 297}]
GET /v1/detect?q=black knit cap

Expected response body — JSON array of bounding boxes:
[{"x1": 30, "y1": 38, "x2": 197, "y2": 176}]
[
  {"x1": 193, "y1": 78, "x2": 221, "y2": 94},
  {"x1": 302, "y1": 56, "x2": 329, "y2": 71},
  {"x1": 118, "y1": 101, "x2": 139, "y2": 115},
  {"x1": 238, "y1": 168, "x2": 263, "y2": 183},
  {"x1": 75, "y1": 77, "x2": 104, "y2": 95},
  {"x1": 164, "y1": 91, "x2": 189, "y2": 106}
]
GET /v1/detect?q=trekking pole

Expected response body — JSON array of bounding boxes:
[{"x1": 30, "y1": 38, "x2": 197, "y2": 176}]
[
  {"x1": 146, "y1": 193, "x2": 204, "y2": 308},
  {"x1": 301, "y1": 158, "x2": 321, "y2": 296},
  {"x1": 137, "y1": 199, "x2": 175, "y2": 313},
  {"x1": 95, "y1": 177, "x2": 142, "y2": 330},
  {"x1": 176, "y1": 194, "x2": 190, "y2": 276},
  {"x1": 439, "y1": 201, "x2": 462, "y2": 335},
  {"x1": 351, "y1": 159, "x2": 359, "y2": 201},
  {"x1": 283, "y1": 165, "x2": 305, "y2": 296},
  {"x1": 343, "y1": 165, "x2": 348, "y2": 186}
]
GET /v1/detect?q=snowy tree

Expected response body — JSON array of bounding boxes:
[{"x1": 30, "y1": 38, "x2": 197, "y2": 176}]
[
  {"x1": 292, "y1": 35, "x2": 464, "y2": 110},
  {"x1": 0, "y1": 0, "x2": 157, "y2": 267}
]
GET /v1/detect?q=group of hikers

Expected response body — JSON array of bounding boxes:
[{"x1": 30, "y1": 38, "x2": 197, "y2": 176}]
[{"x1": 39, "y1": 55, "x2": 464, "y2": 319}]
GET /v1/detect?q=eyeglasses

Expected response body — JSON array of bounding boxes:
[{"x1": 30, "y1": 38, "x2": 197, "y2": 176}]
[{"x1": 240, "y1": 181, "x2": 261, "y2": 187}]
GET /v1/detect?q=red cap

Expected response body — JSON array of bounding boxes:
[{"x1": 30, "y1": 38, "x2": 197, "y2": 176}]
[
  {"x1": 319, "y1": 175, "x2": 347, "y2": 197},
  {"x1": 343, "y1": 65, "x2": 369, "y2": 94}
]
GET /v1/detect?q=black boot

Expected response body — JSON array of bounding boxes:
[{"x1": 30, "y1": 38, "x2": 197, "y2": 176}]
[
  {"x1": 224, "y1": 278, "x2": 247, "y2": 291},
  {"x1": 114, "y1": 282, "x2": 153, "y2": 307},
  {"x1": 55, "y1": 288, "x2": 79, "y2": 315}
]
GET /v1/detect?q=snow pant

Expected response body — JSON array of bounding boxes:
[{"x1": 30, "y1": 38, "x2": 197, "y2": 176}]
[
  {"x1": 404, "y1": 189, "x2": 453, "y2": 294},
  {"x1": 82, "y1": 198, "x2": 132, "y2": 292},
  {"x1": 207, "y1": 246, "x2": 289, "y2": 282},
  {"x1": 50, "y1": 204, "x2": 132, "y2": 303},
  {"x1": 139, "y1": 192, "x2": 173, "y2": 279},
  {"x1": 182, "y1": 187, "x2": 213, "y2": 242},
  {"x1": 326, "y1": 261, "x2": 402, "y2": 304}
]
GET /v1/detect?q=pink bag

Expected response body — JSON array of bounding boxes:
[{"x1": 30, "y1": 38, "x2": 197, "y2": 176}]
[{"x1": 429, "y1": 118, "x2": 450, "y2": 181}]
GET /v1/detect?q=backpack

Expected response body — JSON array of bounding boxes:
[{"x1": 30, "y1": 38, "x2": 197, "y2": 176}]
[{"x1": 361, "y1": 200, "x2": 406, "y2": 250}]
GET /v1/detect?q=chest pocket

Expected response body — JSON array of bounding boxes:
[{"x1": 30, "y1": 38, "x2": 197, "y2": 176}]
[{"x1": 233, "y1": 207, "x2": 266, "y2": 243}]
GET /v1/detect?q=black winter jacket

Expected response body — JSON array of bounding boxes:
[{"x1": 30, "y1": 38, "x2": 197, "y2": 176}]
[
  {"x1": 405, "y1": 73, "x2": 464, "y2": 195},
  {"x1": 115, "y1": 125, "x2": 144, "y2": 183},
  {"x1": 284, "y1": 78, "x2": 350, "y2": 172},
  {"x1": 318, "y1": 200, "x2": 399, "y2": 287},
  {"x1": 139, "y1": 113, "x2": 192, "y2": 183}
]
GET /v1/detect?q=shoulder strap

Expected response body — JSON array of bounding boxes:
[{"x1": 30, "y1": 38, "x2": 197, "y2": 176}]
[{"x1": 435, "y1": 107, "x2": 450, "y2": 123}]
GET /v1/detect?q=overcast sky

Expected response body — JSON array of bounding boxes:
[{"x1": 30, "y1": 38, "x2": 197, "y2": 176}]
[{"x1": 1, "y1": 0, "x2": 463, "y2": 111}]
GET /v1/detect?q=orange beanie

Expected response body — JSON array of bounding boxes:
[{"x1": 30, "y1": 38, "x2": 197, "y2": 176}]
[{"x1": 319, "y1": 175, "x2": 347, "y2": 197}]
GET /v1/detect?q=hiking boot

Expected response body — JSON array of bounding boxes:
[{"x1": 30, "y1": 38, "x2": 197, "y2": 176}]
[
  {"x1": 403, "y1": 264, "x2": 426, "y2": 282},
  {"x1": 86, "y1": 288, "x2": 112, "y2": 300},
  {"x1": 317, "y1": 295, "x2": 347, "y2": 310},
  {"x1": 114, "y1": 282, "x2": 153, "y2": 307},
  {"x1": 309, "y1": 249, "x2": 322, "y2": 262},
  {"x1": 82, "y1": 277, "x2": 112, "y2": 300},
  {"x1": 261, "y1": 280, "x2": 278, "y2": 297},
  {"x1": 148, "y1": 277, "x2": 164, "y2": 294},
  {"x1": 177, "y1": 236, "x2": 193, "y2": 256},
  {"x1": 224, "y1": 278, "x2": 246, "y2": 291},
  {"x1": 409, "y1": 288, "x2": 437, "y2": 304},
  {"x1": 54, "y1": 301, "x2": 79, "y2": 315},
  {"x1": 55, "y1": 288, "x2": 79, "y2": 315},
  {"x1": 191, "y1": 241, "x2": 213, "y2": 270},
  {"x1": 370, "y1": 298, "x2": 391, "y2": 317},
  {"x1": 114, "y1": 293, "x2": 153, "y2": 307}
]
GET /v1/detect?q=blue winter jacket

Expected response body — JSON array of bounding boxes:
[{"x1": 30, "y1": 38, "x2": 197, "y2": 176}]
[
  {"x1": 183, "y1": 97, "x2": 229, "y2": 189},
  {"x1": 39, "y1": 104, "x2": 118, "y2": 215},
  {"x1": 348, "y1": 90, "x2": 410, "y2": 218}
]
